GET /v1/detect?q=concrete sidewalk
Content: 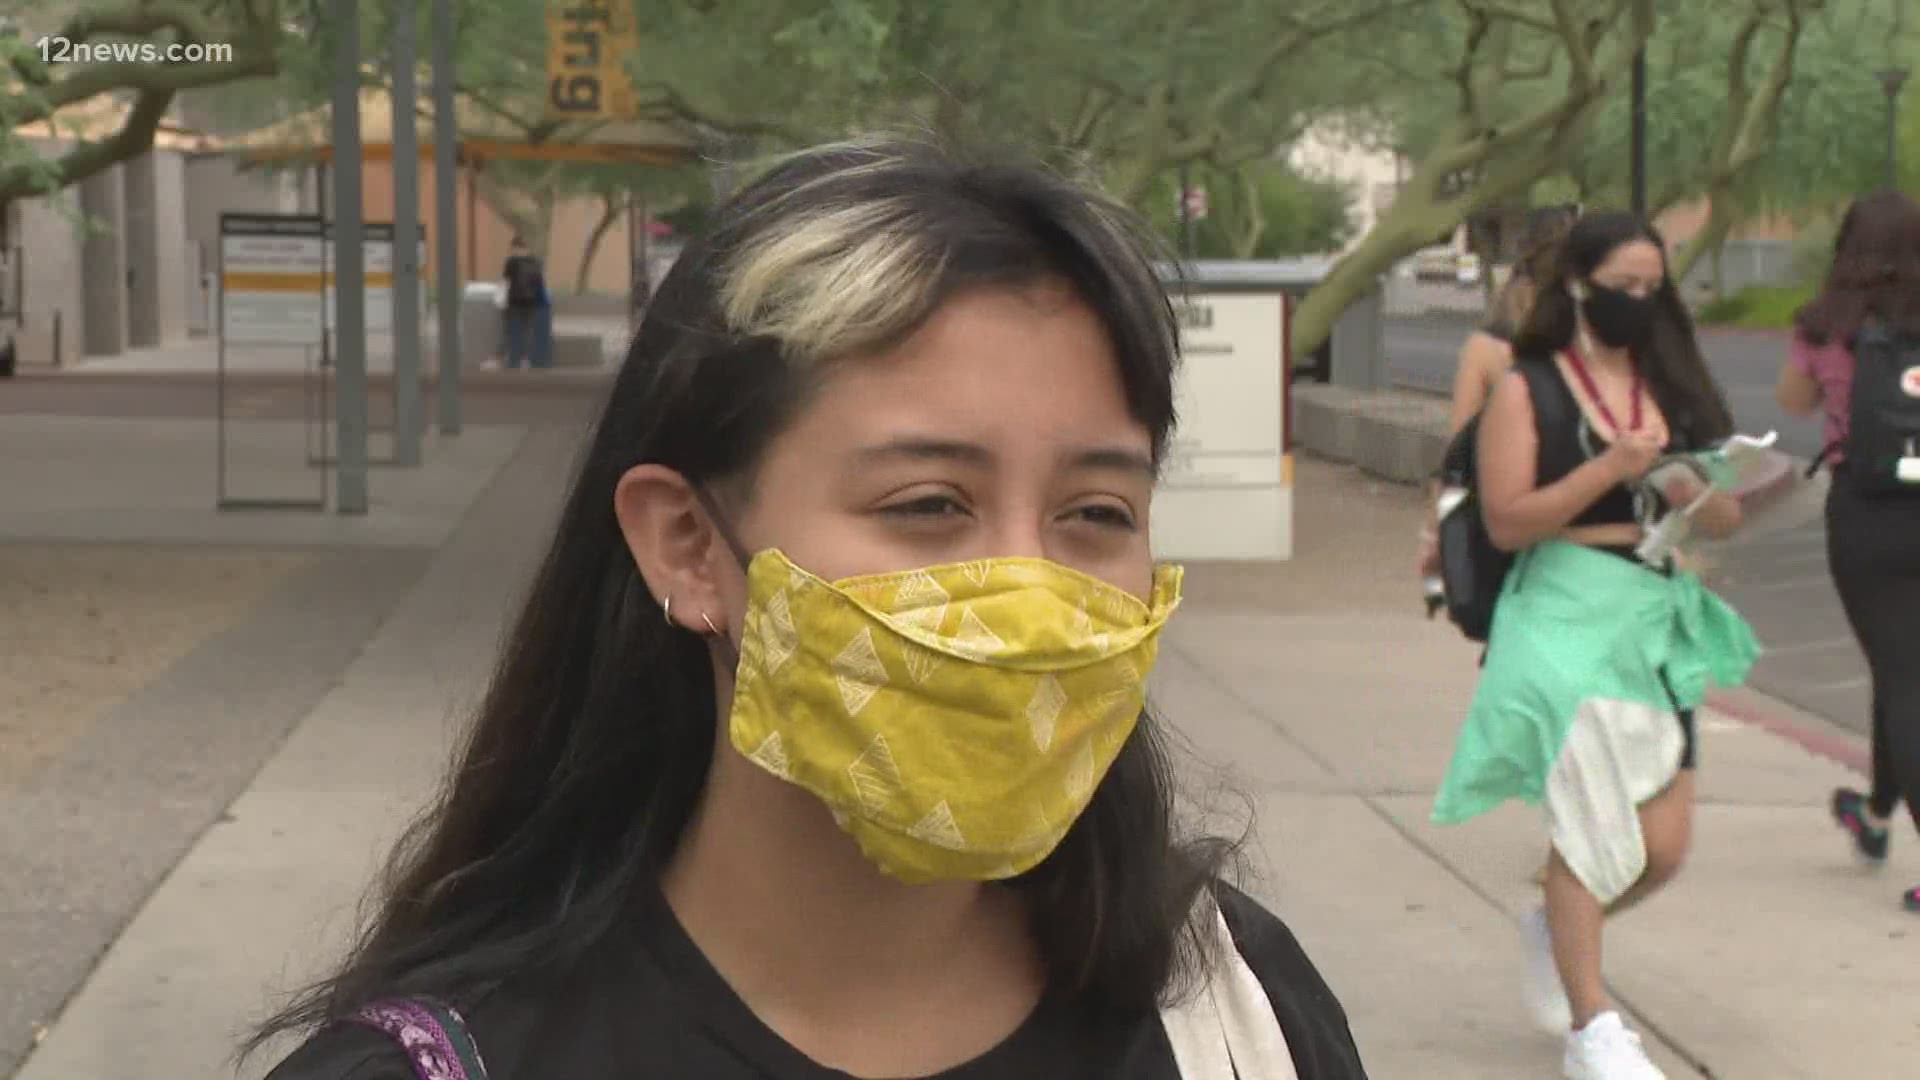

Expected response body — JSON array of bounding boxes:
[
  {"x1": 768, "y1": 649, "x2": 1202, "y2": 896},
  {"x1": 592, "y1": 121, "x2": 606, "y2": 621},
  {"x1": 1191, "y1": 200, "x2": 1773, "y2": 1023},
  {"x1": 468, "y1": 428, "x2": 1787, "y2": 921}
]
[{"x1": 10, "y1": 453, "x2": 1913, "y2": 1080}]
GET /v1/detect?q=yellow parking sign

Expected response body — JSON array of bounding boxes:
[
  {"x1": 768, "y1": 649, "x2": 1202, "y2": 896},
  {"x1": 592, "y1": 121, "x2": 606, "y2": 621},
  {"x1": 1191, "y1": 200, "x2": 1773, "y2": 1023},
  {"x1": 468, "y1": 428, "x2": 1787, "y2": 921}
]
[{"x1": 546, "y1": 0, "x2": 639, "y2": 120}]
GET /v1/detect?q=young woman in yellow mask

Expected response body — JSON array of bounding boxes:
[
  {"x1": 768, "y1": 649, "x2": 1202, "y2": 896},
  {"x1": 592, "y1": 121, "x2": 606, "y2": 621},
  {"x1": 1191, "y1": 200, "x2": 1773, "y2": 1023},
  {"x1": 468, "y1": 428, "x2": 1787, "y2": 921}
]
[{"x1": 250, "y1": 137, "x2": 1369, "y2": 1080}]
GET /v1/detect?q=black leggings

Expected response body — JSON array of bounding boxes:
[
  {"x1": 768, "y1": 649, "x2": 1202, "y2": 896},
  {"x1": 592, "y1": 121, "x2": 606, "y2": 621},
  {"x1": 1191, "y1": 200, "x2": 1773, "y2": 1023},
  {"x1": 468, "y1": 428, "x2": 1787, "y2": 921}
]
[{"x1": 1826, "y1": 473, "x2": 1920, "y2": 834}]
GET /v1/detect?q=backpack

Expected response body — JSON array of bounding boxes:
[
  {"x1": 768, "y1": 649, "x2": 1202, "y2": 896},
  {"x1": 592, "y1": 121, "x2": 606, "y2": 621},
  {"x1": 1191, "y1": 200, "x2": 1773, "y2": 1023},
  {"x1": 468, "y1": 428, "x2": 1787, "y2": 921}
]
[
  {"x1": 504, "y1": 255, "x2": 544, "y2": 307},
  {"x1": 1831, "y1": 323, "x2": 1920, "y2": 494},
  {"x1": 343, "y1": 998, "x2": 488, "y2": 1079},
  {"x1": 1433, "y1": 360, "x2": 1572, "y2": 642}
]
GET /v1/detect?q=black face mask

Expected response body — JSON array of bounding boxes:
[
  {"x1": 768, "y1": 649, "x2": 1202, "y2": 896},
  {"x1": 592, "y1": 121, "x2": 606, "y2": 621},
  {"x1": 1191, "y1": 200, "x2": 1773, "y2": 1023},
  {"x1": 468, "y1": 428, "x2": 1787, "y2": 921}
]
[{"x1": 1580, "y1": 284, "x2": 1657, "y2": 350}]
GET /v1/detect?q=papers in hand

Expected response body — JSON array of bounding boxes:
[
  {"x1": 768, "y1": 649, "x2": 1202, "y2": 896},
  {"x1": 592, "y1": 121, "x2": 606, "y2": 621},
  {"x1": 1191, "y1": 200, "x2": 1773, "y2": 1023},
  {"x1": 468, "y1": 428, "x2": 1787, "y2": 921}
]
[{"x1": 1634, "y1": 431, "x2": 1777, "y2": 564}]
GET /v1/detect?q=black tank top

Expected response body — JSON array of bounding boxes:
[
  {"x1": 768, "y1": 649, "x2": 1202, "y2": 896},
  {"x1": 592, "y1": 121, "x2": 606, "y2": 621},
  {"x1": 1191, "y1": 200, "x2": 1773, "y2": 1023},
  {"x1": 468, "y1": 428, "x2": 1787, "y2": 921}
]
[{"x1": 1522, "y1": 355, "x2": 1670, "y2": 528}]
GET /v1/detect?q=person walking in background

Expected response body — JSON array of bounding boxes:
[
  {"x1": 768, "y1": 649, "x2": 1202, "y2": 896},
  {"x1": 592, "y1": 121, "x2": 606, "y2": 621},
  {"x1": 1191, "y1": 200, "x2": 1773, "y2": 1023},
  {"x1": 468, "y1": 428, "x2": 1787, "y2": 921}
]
[
  {"x1": 1432, "y1": 211, "x2": 1760, "y2": 1080},
  {"x1": 1776, "y1": 189, "x2": 1920, "y2": 914},
  {"x1": 1419, "y1": 207, "x2": 1578, "y2": 578},
  {"x1": 1447, "y1": 207, "x2": 1584, "y2": 433},
  {"x1": 501, "y1": 235, "x2": 551, "y2": 370}
]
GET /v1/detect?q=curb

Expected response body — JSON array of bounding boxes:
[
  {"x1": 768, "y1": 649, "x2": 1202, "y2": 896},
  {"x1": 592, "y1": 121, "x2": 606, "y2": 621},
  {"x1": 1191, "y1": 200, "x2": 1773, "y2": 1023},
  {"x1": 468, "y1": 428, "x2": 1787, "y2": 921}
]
[{"x1": 1706, "y1": 686, "x2": 1870, "y2": 776}]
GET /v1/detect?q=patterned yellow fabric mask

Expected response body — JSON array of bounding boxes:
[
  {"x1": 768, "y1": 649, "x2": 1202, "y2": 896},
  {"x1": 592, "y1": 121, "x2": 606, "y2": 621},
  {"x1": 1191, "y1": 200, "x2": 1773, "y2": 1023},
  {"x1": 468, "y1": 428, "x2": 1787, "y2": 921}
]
[{"x1": 728, "y1": 550, "x2": 1184, "y2": 884}]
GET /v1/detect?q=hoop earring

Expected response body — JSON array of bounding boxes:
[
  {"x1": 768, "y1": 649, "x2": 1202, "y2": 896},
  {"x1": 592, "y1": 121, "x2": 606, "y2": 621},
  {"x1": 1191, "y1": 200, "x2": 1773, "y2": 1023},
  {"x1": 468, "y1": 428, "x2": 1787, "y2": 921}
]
[
  {"x1": 662, "y1": 595, "x2": 673, "y2": 625},
  {"x1": 701, "y1": 612, "x2": 721, "y2": 637}
]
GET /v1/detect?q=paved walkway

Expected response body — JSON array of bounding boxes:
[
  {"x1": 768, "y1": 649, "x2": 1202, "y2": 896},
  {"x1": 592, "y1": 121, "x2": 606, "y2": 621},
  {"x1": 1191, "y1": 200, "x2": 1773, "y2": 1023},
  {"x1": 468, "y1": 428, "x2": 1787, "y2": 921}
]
[
  {"x1": 4, "y1": 415, "x2": 1912, "y2": 1077},
  {"x1": 36, "y1": 313, "x2": 634, "y2": 376}
]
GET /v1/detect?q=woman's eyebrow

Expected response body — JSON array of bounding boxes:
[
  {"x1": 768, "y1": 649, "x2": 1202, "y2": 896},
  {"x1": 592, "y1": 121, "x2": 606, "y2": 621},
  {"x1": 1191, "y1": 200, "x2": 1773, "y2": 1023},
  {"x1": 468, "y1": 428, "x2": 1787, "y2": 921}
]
[
  {"x1": 1061, "y1": 446, "x2": 1155, "y2": 476},
  {"x1": 849, "y1": 437, "x2": 995, "y2": 467},
  {"x1": 844, "y1": 439, "x2": 1152, "y2": 477}
]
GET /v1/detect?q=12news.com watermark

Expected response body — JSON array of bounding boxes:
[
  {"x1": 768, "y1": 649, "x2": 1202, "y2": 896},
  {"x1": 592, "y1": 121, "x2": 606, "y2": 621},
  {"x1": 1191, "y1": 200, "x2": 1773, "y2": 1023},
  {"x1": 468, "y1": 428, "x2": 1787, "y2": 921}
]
[{"x1": 36, "y1": 36, "x2": 235, "y2": 66}]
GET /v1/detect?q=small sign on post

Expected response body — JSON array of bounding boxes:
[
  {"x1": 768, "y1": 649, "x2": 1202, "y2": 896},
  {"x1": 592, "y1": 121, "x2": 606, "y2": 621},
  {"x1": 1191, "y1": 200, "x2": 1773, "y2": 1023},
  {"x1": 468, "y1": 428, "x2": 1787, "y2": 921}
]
[
  {"x1": 322, "y1": 222, "x2": 426, "y2": 336},
  {"x1": 216, "y1": 212, "x2": 329, "y2": 511},
  {"x1": 545, "y1": 0, "x2": 640, "y2": 120},
  {"x1": 1152, "y1": 271, "x2": 1293, "y2": 562},
  {"x1": 221, "y1": 214, "x2": 327, "y2": 345}
]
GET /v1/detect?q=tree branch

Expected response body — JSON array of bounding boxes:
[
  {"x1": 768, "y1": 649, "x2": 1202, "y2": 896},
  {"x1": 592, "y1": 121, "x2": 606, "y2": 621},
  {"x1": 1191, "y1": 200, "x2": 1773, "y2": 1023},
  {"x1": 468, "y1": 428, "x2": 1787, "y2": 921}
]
[
  {"x1": 452, "y1": 85, "x2": 546, "y2": 139},
  {"x1": 632, "y1": 83, "x2": 811, "y2": 145},
  {"x1": 1205, "y1": 0, "x2": 1426, "y2": 120},
  {"x1": 1550, "y1": 0, "x2": 1607, "y2": 86},
  {"x1": 18, "y1": 3, "x2": 281, "y2": 124},
  {"x1": 0, "y1": 88, "x2": 176, "y2": 201},
  {"x1": 1424, "y1": 0, "x2": 1652, "y2": 186},
  {"x1": 1501, "y1": 45, "x2": 1558, "y2": 82},
  {"x1": 1463, "y1": 1, "x2": 1563, "y2": 35},
  {"x1": 1724, "y1": 5, "x2": 1806, "y2": 173},
  {"x1": 59, "y1": 2, "x2": 222, "y2": 47},
  {"x1": 1452, "y1": 6, "x2": 1497, "y2": 131}
]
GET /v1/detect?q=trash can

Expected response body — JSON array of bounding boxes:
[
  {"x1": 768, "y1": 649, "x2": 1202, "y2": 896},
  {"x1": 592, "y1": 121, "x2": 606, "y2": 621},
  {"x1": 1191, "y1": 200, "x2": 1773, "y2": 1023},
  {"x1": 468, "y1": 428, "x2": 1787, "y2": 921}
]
[{"x1": 460, "y1": 282, "x2": 504, "y2": 370}]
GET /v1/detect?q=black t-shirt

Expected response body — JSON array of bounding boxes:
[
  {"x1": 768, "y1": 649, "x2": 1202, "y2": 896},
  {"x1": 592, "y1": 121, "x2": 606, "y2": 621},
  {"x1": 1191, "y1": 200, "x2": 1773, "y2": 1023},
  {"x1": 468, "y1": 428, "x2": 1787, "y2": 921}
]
[
  {"x1": 501, "y1": 254, "x2": 544, "y2": 308},
  {"x1": 262, "y1": 882, "x2": 1368, "y2": 1079}
]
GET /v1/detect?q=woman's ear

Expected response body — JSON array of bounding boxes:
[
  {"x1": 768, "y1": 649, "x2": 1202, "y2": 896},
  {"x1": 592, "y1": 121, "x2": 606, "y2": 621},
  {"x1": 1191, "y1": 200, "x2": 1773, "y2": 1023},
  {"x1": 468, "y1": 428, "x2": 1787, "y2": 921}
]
[{"x1": 613, "y1": 464, "x2": 733, "y2": 636}]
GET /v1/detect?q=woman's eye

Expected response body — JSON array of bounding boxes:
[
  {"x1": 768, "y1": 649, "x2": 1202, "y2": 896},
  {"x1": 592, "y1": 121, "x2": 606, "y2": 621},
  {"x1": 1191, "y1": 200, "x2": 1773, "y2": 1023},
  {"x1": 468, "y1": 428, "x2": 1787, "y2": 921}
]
[
  {"x1": 1070, "y1": 504, "x2": 1137, "y2": 530},
  {"x1": 879, "y1": 495, "x2": 969, "y2": 519}
]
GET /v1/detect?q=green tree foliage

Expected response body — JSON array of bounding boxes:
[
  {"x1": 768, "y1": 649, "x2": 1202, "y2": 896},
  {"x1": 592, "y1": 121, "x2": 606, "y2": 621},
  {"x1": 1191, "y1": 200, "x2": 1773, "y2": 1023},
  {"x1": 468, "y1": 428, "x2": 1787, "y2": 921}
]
[
  {"x1": 1288, "y1": 0, "x2": 1659, "y2": 353},
  {"x1": 1143, "y1": 164, "x2": 1354, "y2": 259},
  {"x1": 1561, "y1": 0, "x2": 1890, "y2": 282},
  {"x1": 0, "y1": 1, "x2": 288, "y2": 202},
  {"x1": 620, "y1": 0, "x2": 1420, "y2": 203}
]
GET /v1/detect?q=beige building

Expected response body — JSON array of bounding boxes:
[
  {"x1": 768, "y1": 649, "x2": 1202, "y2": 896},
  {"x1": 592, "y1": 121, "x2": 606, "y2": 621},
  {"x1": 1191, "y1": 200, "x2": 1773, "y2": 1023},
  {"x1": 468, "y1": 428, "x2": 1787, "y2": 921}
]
[
  {"x1": 4, "y1": 88, "x2": 690, "y2": 371},
  {"x1": 2, "y1": 98, "x2": 294, "y2": 369}
]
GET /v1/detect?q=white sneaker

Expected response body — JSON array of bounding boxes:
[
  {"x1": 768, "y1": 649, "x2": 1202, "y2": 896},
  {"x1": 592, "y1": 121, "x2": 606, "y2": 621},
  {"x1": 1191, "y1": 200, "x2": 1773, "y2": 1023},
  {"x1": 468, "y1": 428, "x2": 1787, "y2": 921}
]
[
  {"x1": 1563, "y1": 1011, "x2": 1666, "y2": 1080},
  {"x1": 1521, "y1": 905, "x2": 1573, "y2": 1033}
]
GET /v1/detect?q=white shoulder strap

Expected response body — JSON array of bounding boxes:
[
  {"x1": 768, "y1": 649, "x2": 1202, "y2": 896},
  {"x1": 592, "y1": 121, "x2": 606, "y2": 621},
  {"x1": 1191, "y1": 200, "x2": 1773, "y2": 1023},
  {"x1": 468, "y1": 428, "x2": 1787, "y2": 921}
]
[{"x1": 1158, "y1": 902, "x2": 1299, "y2": 1080}]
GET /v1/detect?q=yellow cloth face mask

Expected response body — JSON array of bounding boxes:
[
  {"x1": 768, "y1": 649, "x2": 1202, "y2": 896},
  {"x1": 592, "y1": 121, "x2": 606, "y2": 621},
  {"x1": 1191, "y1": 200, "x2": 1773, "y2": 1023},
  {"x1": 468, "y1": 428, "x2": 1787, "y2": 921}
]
[{"x1": 728, "y1": 550, "x2": 1184, "y2": 884}]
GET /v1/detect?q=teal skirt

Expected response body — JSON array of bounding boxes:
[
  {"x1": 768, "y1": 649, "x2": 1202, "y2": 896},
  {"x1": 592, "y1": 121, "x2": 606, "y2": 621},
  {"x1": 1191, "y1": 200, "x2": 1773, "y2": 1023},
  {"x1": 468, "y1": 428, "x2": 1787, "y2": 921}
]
[{"x1": 1432, "y1": 542, "x2": 1760, "y2": 833}]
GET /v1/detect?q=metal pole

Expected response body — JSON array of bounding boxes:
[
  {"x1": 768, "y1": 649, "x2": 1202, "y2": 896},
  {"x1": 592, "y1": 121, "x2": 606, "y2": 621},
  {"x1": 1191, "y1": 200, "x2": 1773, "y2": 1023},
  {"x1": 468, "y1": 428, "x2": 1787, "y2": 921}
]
[
  {"x1": 331, "y1": 0, "x2": 369, "y2": 514},
  {"x1": 1880, "y1": 68, "x2": 1910, "y2": 187},
  {"x1": 1892, "y1": 92, "x2": 1901, "y2": 187},
  {"x1": 1630, "y1": 46, "x2": 1648, "y2": 217},
  {"x1": 1178, "y1": 162, "x2": 1194, "y2": 260},
  {"x1": 432, "y1": 0, "x2": 461, "y2": 434},
  {"x1": 390, "y1": 0, "x2": 422, "y2": 465}
]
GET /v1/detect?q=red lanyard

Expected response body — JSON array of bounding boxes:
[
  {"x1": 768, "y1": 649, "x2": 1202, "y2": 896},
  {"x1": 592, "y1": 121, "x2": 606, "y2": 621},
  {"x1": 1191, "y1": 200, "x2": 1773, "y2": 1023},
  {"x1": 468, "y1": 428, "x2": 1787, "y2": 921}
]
[{"x1": 1562, "y1": 347, "x2": 1643, "y2": 434}]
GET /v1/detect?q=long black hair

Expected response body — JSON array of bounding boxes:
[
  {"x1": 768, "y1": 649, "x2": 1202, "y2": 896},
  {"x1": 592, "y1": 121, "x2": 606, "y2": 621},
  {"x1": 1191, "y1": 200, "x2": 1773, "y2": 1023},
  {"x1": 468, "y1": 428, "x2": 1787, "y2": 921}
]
[
  {"x1": 1489, "y1": 205, "x2": 1579, "y2": 331},
  {"x1": 1795, "y1": 187, "x2": 1920, "y2": 346},
  {"x1": 247, "y1": 135, "x2": 1231, "y2": 1056},
  {"x1": 1513, "y1": 209, "x2": 1734, "y2": 447}
]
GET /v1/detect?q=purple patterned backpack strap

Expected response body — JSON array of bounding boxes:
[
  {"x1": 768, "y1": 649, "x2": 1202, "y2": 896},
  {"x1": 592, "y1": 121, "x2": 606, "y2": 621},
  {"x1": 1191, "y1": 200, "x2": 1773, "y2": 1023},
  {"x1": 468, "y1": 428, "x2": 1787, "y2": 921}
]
[{"x1": 341, "y1": 998, "x2": 489, "y2": 1080}]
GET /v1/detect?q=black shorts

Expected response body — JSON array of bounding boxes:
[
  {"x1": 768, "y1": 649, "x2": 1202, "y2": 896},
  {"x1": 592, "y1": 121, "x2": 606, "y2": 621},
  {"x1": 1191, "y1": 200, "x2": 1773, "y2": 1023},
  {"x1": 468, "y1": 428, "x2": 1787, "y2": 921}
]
[{"x1": 1660, "y1": 668, "x2": 1698, "y2": 771}]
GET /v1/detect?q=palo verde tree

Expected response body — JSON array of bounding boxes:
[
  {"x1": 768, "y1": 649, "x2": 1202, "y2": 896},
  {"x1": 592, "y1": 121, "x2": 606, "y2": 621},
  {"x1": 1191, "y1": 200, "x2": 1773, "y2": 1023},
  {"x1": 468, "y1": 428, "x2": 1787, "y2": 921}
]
[
  {"x1": 618, "y1": 0, "x2": 1420, "y2": 205},
  {"x1": 1564, "y1": 0, "x2": 1885, "y2": 284},
  {"x1": 0, "y1": 0, "x2": 288, "y2": 203},
  {"x1": 1290, "y1": 0, "x2": 1659, "y2": 355}
]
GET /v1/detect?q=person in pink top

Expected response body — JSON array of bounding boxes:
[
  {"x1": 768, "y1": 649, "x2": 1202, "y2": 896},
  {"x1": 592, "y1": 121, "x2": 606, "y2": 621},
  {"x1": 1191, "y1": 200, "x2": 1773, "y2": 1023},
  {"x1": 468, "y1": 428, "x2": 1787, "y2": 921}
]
[{"x1": 1775, "y1": 188, "x2": 1920, "y2": 914}]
